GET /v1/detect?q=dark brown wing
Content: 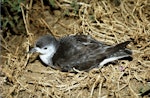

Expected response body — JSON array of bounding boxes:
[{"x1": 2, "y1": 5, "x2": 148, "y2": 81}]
[{"x1": 52, "y1": 35, "x2": 108, "y2": 71}]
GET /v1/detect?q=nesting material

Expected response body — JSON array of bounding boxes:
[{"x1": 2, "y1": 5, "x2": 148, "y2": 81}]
[{"x1": 1, "y1": 0, "x2": 150, "y2": 97}]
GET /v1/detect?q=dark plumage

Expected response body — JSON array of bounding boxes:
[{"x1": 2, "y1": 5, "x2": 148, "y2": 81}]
[{"x1": 29, "y1": 35, "x2": 132, "y2": 72}]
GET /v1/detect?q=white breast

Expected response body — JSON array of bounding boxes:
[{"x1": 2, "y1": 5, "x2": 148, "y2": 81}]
[{"x1": 39, "y1": 54, "x2": 52, "y2": 65}]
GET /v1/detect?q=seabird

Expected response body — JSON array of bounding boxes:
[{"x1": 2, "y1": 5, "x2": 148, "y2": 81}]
[{"x1": 28, "y1": 34, "x2": 132, "y2": 72}]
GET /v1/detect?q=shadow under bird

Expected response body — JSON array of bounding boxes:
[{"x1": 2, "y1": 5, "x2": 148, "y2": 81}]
[{"x1": 28, "y1": 35, "x2": 132, "y2": 72}]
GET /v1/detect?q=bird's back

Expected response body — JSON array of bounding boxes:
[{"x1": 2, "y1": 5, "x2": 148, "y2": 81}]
[{"x1": 52, "y1": 35, "x2": 132, "y2": 72}]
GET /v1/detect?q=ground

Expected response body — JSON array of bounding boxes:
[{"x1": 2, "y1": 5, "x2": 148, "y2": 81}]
[{"x1": 1, "y1": 0, "x2": 150, "y2": 98}]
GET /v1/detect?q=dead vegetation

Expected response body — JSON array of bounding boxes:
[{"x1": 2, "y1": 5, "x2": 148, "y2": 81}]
[{"x1": 1, "y1": 0, "x2": 150, "y2": 97}]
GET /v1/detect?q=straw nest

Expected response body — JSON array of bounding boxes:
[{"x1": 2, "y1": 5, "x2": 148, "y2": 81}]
[{"x1": 1, "y1": 0, "x2": 150, "y2": 98}]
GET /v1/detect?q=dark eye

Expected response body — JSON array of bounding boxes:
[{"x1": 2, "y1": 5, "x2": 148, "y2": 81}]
[
  {"x1": 36, "y1": 44, "x2": 40, "y2": 48},
  {"x1": 44, "y1": 47, "x2": 47, "y2": 50}
]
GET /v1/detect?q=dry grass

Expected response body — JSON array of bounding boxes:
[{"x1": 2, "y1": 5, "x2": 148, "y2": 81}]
[{"x1": 1, "y1": 0, "x2": 150, "y2": 98}]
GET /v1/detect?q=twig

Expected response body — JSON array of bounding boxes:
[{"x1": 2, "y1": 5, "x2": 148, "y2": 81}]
[{"x1": 40, "y1": 18, "x2": 55, "y2": 36}]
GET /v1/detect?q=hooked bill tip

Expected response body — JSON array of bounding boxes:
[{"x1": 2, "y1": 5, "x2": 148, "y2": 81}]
[{"x1": 27, "y1": 48, "x2": 37, "y2": 54}]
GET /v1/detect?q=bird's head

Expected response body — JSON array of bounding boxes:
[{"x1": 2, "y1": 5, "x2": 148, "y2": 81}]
[{"x1": 28, "y1": 35, "x2": 59, "y2": 56}]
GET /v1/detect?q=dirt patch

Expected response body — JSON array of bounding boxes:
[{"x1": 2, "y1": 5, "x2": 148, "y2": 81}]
[{"x1": 1, "y1": 0, "x2": 150, "y2": 97}]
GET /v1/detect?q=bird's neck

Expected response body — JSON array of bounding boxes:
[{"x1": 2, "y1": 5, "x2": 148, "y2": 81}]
[
  {"x1": 39, "y1": 53, "x2": 53, "y2": 65},
  {"x1": 39, "y1": 44, "x2": 58, "y2": 66}
]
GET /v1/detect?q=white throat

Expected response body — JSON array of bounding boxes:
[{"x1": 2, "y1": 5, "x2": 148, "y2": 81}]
[{"x1": 39, "y1": 45, "x2": 56, "y2": 66}]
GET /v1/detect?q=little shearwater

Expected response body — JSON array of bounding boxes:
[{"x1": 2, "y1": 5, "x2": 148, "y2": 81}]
[{"x1": 29, "y1": 35, "x2": 132, "y2": 72}]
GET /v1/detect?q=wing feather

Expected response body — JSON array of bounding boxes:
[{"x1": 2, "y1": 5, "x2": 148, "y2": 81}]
[
  {"x1": 52, "y1": 35, "x2": 131, "y2": 72},
  {"x1": 52, "y1": 35, "x2": 108, "y2": 71}
]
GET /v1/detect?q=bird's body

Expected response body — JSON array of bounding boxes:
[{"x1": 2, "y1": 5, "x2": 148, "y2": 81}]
[{"x1": 29, "y1": 35, "x2": 132, "y2": 72}]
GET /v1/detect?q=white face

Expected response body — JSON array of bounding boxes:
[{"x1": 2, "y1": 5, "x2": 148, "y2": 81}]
[
  {"x1": 34, "y1": 44, "x2": 55, "y2": 55},
  {"x1": 30, "y1": 44, "x2": 56, "y2": 65}
]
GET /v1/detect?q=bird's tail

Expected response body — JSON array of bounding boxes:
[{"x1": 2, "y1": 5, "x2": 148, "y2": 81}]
[
  {"x1": 99, "y1": 41, "x2": 132, "y2": 67},
  {"x1": 105, "y1": 41, "x2": 132, "y2": 55}
]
